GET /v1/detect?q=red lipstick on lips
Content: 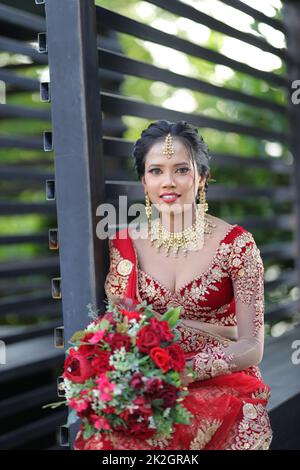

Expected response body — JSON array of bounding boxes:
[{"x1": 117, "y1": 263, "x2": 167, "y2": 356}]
[{"x1": 160, "y1": 192, "x2": 181, "y2": 203}]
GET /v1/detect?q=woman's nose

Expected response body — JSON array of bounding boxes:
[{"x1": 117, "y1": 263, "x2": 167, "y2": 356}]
[{"x1": 162, "y1": 172, "x2": 176, "y2": 187}]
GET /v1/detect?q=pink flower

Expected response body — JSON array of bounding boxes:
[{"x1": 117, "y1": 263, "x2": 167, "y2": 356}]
[
  {"x1": 88, "y1": 330, "x2": 105, "y2": 344},
  {"x1": 96, "y1": 373, "x2": 115, "y2": 401},
  {"x1": 69, "y1": 398, "x2": 90, "y2": 412},
  {"x1": 90, "y1": 414, "x2": 111, "y2": 431}
]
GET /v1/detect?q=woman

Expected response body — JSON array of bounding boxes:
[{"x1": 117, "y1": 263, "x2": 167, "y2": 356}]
[{"x1": 74, "y1": 120, "x2": 273, "y2": 450}]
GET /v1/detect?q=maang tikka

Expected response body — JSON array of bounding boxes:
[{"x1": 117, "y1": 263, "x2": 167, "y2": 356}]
[
  {"x1": 144, "y1": 132, "x2": 216, "y2": 257},
  {"x1": 162, "y1": 133, "x2": 175, "y2": 158}
]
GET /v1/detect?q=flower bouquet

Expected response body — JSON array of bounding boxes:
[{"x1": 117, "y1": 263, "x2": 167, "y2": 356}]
[{"x1": 43, "y1": 297, "x2": 195, "y2": 448}]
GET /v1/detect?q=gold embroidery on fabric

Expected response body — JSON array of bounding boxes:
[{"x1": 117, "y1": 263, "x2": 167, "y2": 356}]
[
  {"x1": 104, "y1": 240, "x2": 132, "y2": 300},
  {"x1": 228, "y1": 232, "x2": 265, "y2": 338},
  {"x1": 117, "y1": 259, "x2": 133, "y2": 276},
  {"x1": 251, "y1": 386, "x2": 271, "y2": 401},
  {"x1": 189, "y1": 418, "x2": 223, "y2": 450},
  {"x1": 138, "y1": 269, "x2": 236, "y2": 325},
  {"x1": 242, "y1": 403, "x2": 258, "y2": 419},
  {"x1": 229, "y1": 403, "x2": 273, "y2": 450},
  {"x1": 145, "y1": 432, "x2": 174, "y2": 449}
]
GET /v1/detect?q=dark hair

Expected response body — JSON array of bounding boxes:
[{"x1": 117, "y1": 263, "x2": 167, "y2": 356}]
[{"x1": 132, "y1": 120, "x2": 212, "y2": 202}]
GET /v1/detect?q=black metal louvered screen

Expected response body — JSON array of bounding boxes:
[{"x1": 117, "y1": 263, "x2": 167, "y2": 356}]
[{"x1": 1, "y1": 0, "x2": 300, "y2": 450}]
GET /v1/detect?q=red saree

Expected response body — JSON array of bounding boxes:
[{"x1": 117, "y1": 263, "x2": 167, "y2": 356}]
[{"x1": 74, "y1": 226, "x2": 273, "y2": 450}]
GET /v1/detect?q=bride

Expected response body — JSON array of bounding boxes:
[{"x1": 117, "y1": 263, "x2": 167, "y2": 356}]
[{"x1": 74, "y1": 120, "x2": 273, "y2": 450}]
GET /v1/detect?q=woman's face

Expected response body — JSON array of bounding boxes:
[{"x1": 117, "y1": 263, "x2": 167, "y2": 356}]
[{"x1": 141, "y1": 138, "x2": 206, "y2": 216}]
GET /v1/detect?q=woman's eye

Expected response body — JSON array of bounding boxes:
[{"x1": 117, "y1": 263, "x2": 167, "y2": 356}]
[{"x1": 149, "y1": 167, "x2": 190, "y2": 174}]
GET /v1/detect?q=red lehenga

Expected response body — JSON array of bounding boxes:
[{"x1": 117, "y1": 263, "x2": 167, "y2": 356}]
[{"x1": 74, "y1": 224, "x2": 273, "y2": 450}]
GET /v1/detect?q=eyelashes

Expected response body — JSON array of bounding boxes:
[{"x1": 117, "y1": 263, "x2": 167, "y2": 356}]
[{"x1": 148, "y1": 167, "x2": 191, "y2": 175}]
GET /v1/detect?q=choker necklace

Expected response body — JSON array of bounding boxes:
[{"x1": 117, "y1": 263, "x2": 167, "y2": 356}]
[{"x1": 149, "y1": 207, "x2": 217, "y2": 257}]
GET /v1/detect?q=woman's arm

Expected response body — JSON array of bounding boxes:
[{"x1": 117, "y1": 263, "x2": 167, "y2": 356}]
[{"x1": 191, "y1": 231, "x2": 265, "y2": 380}]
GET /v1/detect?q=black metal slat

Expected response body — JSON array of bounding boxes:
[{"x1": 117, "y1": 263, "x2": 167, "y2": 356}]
[
  {"x1": 0, "y1": 35, "x2": 47, "y2": 65},
  {"x1": 0, "y1": 319, "x2": 60, "y2": 344},
  {"x1": 0, "y1": 201, "x2": 56, "y2": 215},
  {"x1": 0, "y1": 335, "x2": 64, "y2": 383},
  {"x1": 99, "y1": 48, "x2": 286, "y2": 115},
  {"x1": 102, "y1": 137, "x2": 292, "y2": 173},
  {"x1": 0, "y1": 3, "x2": 45, "y2": 34},
  {"x1": 101, "y1": 92, "x2": 288, "y2": 142},
  {"x1": 95, "y1": 6, "x2": 287, "y2": 88},
  {"x1": 265, "y1": 299, "x2": 300, "y2": 323},
  {"x1": 0, "y1": 233, "x2": 48, "y2": 245},
  {"x1": 221, "y1": 0, "x2": 286, "y2": 34},
  {"x1": 0, "y1": 257, "x2": 59, "y2": 278},
  {"x1": 0, "y1": 410, "x2": 67, "y2": 450},
  {"x1": 0, "y1": 68, "x2": 38, "y2": 91},
  {"x1": 0, "y1": 383, "x2": 57, "y2": 419},
  {"x1": 0, "y1": 103, "x2": 50, "y2": 120},
  {"x1": 147, "y1": 0, "x2": 287, "y2": 61},
  {"x1": 0, "y1": 291, "x2": 56, "y2": 315},
  {"x1": 0, "y1": 185, "x2": 293, "y2": 217}
]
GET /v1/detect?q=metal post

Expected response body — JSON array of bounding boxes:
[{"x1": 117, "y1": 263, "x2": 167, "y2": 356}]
[
  {"x1": 44, "y1": 0, "x2": 106, "y2": 448},
  {"x1": 283, "y1": 2, "x2": 300, "y2": 289}
]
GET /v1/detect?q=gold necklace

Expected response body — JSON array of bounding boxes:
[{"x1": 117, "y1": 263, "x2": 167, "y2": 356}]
[{"x1": 149, "y1": 207, "x2": 216, "y2": 257}]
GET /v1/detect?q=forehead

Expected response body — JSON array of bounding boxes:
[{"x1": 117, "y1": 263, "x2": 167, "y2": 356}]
[{"x1": 145, "y1": 138, "x2": 191, "y2": 165}]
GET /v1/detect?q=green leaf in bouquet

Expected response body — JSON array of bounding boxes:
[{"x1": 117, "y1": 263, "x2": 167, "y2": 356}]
[
  {"x1": 164, "y1": 370, "x2": 181, "y2": 386},
  {"x1": 151, "y1": 398, "x2": 164, "y2": 408},
  {"x1": 138, "y1": 355, "x2": 150, "y2": 365},
  {"x1": 99, "y1": 318, "x2": 110, "y2": 330},
  {"x1": 172, "y1": 404, "x2": 192, "y2": 425},
  {"x1": 153, "y1": 416, "x2": 174, "y2": 438},
  {"x1": 86, "y1": 303, "x2": 100, "y2": 321},
  {"x1": 162, "y1": 307, "x2": 182, "y2": 328},
  {"x1": 82, "y1": 421, "x2": 97, "y2": 440},
  {"x1": 69, "y1": 330, "x2": 86, "y2": 343},
  {"x1": 42, "y1": 400, "x2": 67, "y2": 410}
]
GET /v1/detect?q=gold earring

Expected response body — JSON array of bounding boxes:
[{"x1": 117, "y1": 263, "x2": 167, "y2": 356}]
[
  {"x1": 145, "y1": 192, "x2": 152, "y2": 232},
  {"x1": 198, "y1": 187, "x2": 208, "y2": 212}
]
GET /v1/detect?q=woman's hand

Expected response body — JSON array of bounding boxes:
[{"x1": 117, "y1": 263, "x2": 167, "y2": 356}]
[{"x1": 180, "y1": 358, "x2": 196, "y2": 386}]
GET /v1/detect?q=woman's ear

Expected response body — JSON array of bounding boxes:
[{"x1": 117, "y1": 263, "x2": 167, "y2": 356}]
[{"x1": 199, "y1": 174, "x2": 206, "y2": 188}]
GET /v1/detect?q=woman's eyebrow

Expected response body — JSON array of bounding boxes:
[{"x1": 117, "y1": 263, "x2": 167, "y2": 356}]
[{"x1": 147, "y1": 162, "x2": 190, "y2": 168}]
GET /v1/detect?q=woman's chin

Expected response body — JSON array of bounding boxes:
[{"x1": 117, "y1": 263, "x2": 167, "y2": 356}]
[{"x1": 155, "y1": 202, "x2": 183, "y2": 216}]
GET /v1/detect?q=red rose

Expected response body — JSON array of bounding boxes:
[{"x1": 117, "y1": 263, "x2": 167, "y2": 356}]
[
  {"x1": 102, "y1": 404, "x2": 116, "y2": 414},
  {"x1": 145, "y1": 377, "x2": 163, "y2": 395},
  {"x1": 105, "y1": 332, "x2": 131, "y2": 352},
  {"x1": 136, "y1": 325, "x2": 161, "y2": 353},
  {"x1": 90, "y1": 350, "x2": 114, "y2": 372},
  {"x1": 165, "y1": 344, "x2": 186, "y2": 371},
  {"x1": 150, "y1": 347, "x2": 171, "y2": 373},
  {"x1": 119, "y1": 307, "x2": 141, "y2": 322},
  {"x1": 77, "y1": 402, "x2": 93, "y2": 419},
  {"x1": 130, "y1": 371, "x2": 145, "y2": 390},
  {"x1": 119, "y1": 396, "x2": 155, "y2": 439},
  {"x1": 149, "y1": 318, "x2": 174, "y2": 342},
  {"x1": 81, "y1": 332, "x2": 95, "y2": 343},
  {"x1": 63, "y1": 348, "x2": 95, "y2": 383},
  {"x1": 156, "y1": 382, "x2": 178, "y2": 408},
  {"x1": 77, "y1": 344, "x2": 99, "y2": 359}
]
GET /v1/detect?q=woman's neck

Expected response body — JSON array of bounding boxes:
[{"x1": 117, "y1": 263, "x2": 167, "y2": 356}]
[{"x1": 159, "y1": 206, "x2": 195, "y2": 233}]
